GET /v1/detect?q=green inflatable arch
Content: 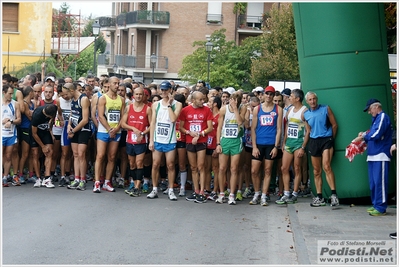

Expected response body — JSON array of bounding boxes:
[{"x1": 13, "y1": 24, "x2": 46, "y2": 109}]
[{"x1": 292, "y1": 3, "x2": 396, "y2": 200}]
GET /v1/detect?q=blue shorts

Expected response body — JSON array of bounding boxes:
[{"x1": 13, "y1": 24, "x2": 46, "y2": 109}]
[
  {"x1": 2, "y1": 136, "x2": 17, "y2": 147},
  {"x1": 126, "y1": 143, "x2": 147, "y2": 156},
  {"x1": 154, "y1": 142, "x2": 176, "y2": 153},
  {"x1": 61, "y1": 122, "x2": 71, "y2": 146},
  {"x1": 97, "y1": 132, "x2": 121, "y2": 143}
]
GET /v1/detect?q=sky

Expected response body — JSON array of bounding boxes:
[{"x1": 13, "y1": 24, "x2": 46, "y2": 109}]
[{"x1": 52, "y1": 1, "x2": 112, "y2": 18}]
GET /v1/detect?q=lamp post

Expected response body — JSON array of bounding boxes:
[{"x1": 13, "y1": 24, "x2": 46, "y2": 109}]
[
  {"x1": 150, "y1": 53, "x2": 157, "y2": 82},
  {"x1": 92, "y1": 20, "x2": 101, "y2": 76},
  {"x1": 205, "y1": 41, "x2": 213, "y2": 85},
  {"x1": 112, "y1": 63, "x2": 118, "y2": 76}
]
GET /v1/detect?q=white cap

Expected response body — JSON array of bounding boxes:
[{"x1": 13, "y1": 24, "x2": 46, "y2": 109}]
[
  {"x1": 223, "y1": 87, "x2": 235, "y2": 95},
  {"x1": 252, "y1": 86, "x2": 264, "y2": 93}
]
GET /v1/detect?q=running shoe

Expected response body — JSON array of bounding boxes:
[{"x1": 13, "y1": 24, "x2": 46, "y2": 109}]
[
  {"x1": 249, "y1": 195, "x2": 260, "y2": 205},
  {"x1": 125, "y1": 182, "x2": 135, "y2": 194},
  {"x1": 58, "y1": 176, "x2": 67, "y2": 187},
  {"x1": 389, "y1": 232, "x2": 397, "y2": 239},
  {"x1": 159, "y1": 180, "x2": 168, "y2": 191},
  {"x1": 2, "y1": 177, "x2": 9, "y2": 187},
  {"x1": 369, "y1": 209, "x2": 386, "y2": 216},
  {"x1": 275, "y1": 194, "x2": 291, "y2": 205},
  {"x1": 215, "y1": 195, "x2": 226, "y2": 204},
  {"x1": 163, "y1": 188, "x2": 169, "y2": 195},
  {"x1": 298, "y1": 188, "x2": 311, "y2": 197},
  {"x1": 310, "y1": 197, "x2": 326, "y2": 207},
  {"x1": 76, "y1": 181, "x2": 86, "y2": 191},
  {"x1": 330, "y1": 194, "x2": 339, "y2": 206},
  {"x1": 42, "y1": 178, "x2": 55, "y2": 188},
  {"x1": 147, "y1": 190, "x2": 158, "y2": 199},
  {"x1": 178, "y1": 188, "x2": 186, "y2": 197},
  {"x1": 129, "y1": 188, "x2": 140, "y2": 197},
  {"x1": 19, "y1": 176, "x2": 26, "y2": 184},
  {"x1": 242, "y1": 187, "x2": 254, "y2": 198},
  {"x1": 228, "y1": 195, "x2": 236, "y2": 205},
  {"x1": 67, "y1": 180, "x2": 80, "y2": 190},
  {"x1": 12, "y1": 175, "x2": 21, "y2": 186},
  {"x1": 102, "y1": 181, "x2": 116, "y2": 192},
  {"x1": 27, "y1": 176, "x2": 37, "y2": 183},
  {"x1": 93, "y1": 181, "x2": 101, "y2": 193},
  {"x1": 194, "y1": 194, "x2": 207, "y2": 204},
  {"x1": 117, "y1": 177, "x2": 125, "y2": 188},
  {"x1": 33, "y1": 178, "x2": 42, "y2": 188},
  {"x1": 186, "y1": 192, "x2": 197, "y2": 202},
  {"x1": 207, "y1": 191, "x2": 217, "y2": 201},
  {"x1": 168, "y1": 190, "x2": 177, "y2": 201},
  {"x1": 290, "y1": 195, "x2": 298, "y2": 203},
  {"x1": 142, "y1": 183, "x2": 149, "y2": 193},
  {"x1": 367, "y1": 206, "x2": 376, "y2": 213},
  {"x1": 235, "y1": 191, "x2": 243, "y2": 201},
  {"x1": 261, "y1": 197, "x2": 268, "y2": 206}
]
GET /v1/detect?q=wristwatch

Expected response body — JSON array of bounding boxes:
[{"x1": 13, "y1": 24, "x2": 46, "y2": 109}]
[
  {"x1": 140, "y1": 132, "x2": 144, "y2": 136},
  {"x1": 9, "y1": 119, "x2": 13, "y2": 124}
]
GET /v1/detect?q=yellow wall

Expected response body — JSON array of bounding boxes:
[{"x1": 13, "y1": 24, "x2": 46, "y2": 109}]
[{"x1": 2, "y1": 2, "x2": 52, "y2": 73}]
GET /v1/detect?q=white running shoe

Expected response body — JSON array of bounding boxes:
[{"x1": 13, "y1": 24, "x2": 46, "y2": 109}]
[
  {"x1": 147, "y1": 190, "x2": 158, "y2": 199},
  {"x1": 228, "y1": 196, "x2": 236, "y2": 205},
  {"x1": 168, "y1": 190, "x2": 177, "y2": 201},
  {"x1": 33, "y1": 178, "x2": 42, "y2": 188},
  {"x1": 43, "y1": 178, "x2": 55, "y2": 188}
]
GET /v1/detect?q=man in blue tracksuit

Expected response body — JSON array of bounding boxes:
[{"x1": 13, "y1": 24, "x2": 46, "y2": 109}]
[{"x1": 355, "y1": 98, "x2": 393, "y2": 216}]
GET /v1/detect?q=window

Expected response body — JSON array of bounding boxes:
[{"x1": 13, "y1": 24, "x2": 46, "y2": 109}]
[
  {"x1": 2, "y1": 3, "x2": 18, "y2": 32},
  {"x1": 207, "y1": 2, "x2": 222, "y2": 23},
  {"x1": 247, "y1": 3, "x2": 264, "y2": 28}
]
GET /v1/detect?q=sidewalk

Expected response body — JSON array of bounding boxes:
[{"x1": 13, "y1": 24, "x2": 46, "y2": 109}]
[{"x1": 285, "y1": 196, "x2": 397, "y2": 264}]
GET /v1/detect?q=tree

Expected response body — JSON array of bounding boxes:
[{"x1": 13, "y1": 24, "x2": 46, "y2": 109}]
[
  {"x1": 250, "y1": 3, "x2": 299, "y2": 87},
  {"x1": 178, "y1": 29, "x2": 262, "y2": 88}
]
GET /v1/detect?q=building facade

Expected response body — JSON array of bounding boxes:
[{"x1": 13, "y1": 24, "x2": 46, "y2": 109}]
[
  {"x1": 97, "y1": 2, "x2": 274, "y2": 84},
  {"x1": 2, "y1": 2, "x2": 53, "y2": 74}
]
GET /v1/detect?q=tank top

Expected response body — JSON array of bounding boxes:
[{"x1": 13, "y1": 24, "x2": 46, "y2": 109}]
[
  {"x1": 126, "y1": 103, "x2": 149, "y2": 144},
  {"x1": 304, "y1": 104, "x2": 333, "y2": 138},
  {"x1": 2, "y1": 100, "x2": 17, "y2": 137},
  {"x1": 285, "y1": 105, "x2": 306, "y2": 147},
  {"x1": 20, "y1": 100, "x2": 34, "y2": 129},
  {"x1": 255, "y1": 104, "x2": 278, "y2": 146},
  {"x1": 97, "y1": 94, "x2": 123, "y2": 134},
  {"x1": 176, "y1": 117, "x2": 186, "y2": 142},
  {"x1": 70, "y1": 94, "x2": 91, "y2": 132},
  {"x1": 244, "y1": 113, "x2": 253, "y2": 148},
  {"x1": 221, "y1": 105, "x2": 243, "y2": 139},
  {"x1": 153, "y1": 100, "x2": 177, "y2": 144}
]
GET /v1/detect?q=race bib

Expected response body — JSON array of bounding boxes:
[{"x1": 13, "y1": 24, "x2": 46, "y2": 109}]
[
  {"x1": 260, "y1": 115, "x2": 274, "y2": 126},
  {"x1": 176, "y1": 130, "x2": 181, "y2": 140},
  {"x1": 223, "y1": 123, "x2": 238, "y2": 138},
  {"x1": 62, "y1": 109, "x2": 70, "y2": 120},
  {"x1": 207, "y1": 136, "x2": 213, "y2": 146},
  {"x1": 130, "y1": 132, "x2": 138, "y2": 142},
  {"x1": 287, "y1": 124, "x2": 298, "y2": 139},
  {"x1": 157, "y1": 122, "x2": 170, "y2": 137},
  {"x1": 107, "y1": 110, "x2": 120, "y2": 123},
  {"x1": 189, "y1": 123, "x2": 201, "y2": 132},
  {"x1": 70, "y1": 114, "x2": 79, "y2": 127}
]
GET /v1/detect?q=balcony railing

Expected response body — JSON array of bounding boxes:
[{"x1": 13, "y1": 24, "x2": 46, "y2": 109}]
[
  {"x1": 206, "y1": 13, "x2": 223, "y2": 24},
  {"x1": 238, "y1": 14, "x2": 265, "y2": 30},
  {"x1": 117, "y1": 10, "x2": 170, "y2": 27},
  {"x1": 98, "y1": 54, "x2": 168, "y2": 70},
  {"x1": 98, "y1": 16, "x2": 116, "y2": 28}
]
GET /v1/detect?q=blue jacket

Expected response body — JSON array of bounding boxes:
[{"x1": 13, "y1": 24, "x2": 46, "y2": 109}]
[{"x1": 364, "y1": 111, "x2": 392, "y2": 162}]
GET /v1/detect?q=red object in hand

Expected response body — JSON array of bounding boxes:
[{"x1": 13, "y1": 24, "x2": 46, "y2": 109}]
[{"x1": 345, "y1": 139, "x2": 367, "y2": 162}]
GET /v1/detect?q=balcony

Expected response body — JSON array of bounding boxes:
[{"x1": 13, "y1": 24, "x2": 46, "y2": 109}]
[
  {"x1": 117, "y1": 10, "x2": 170, "y2": 29},
  {"x1": 98, "y1": 16, "x2": 116, "y2": 31},
  {"x1": 206, "y1": 14, "x2": 223, "y2": 25},
  {"x1": 98, "y1": 54, "x2": 168, "y2": 72},
  {"x1": 237, "y1": 14, "x2": 267, "y2": 35}
]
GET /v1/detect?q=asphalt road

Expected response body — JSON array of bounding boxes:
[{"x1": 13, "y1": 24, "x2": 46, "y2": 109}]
[{"x1": 2, "y1": 182, "x2": 298, "y2": 265}]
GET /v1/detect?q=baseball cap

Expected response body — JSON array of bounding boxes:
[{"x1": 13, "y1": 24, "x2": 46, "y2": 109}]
[
  {"x1": 252, "y1": 86, "x2": 264, "y2": 93},
  {"x1": 159, "y1": 81, "x2": 172, "y2": 90},
  {"x1": 264, "y1": 86, "x2": 275, "y2": 93},
  {"x1": 45, "y1": 76, "x2": 55, "y2": 82},
  {"x1": 363, "y1": 98, "x2": 380, "y2": 112},
  {"x1": 223, "y1": 87, "x2": 235, "y2": 95},
  {"x1": 281, "y1": 88, "x2": 291, "y2": 97}
]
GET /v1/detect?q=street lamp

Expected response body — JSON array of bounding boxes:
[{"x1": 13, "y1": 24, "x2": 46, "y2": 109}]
[
  {"x1": 92, "y1": 20, "x2": 101, "y2": 76},
  {"x1": 112, "y1": 63, "x2": 118, "y2": 77},
  {"x1": 205, "y1": 41, "x2": 213, "y2": 85},
  {"x1": 150, "y1": 53, "x2": 157, "y2": 82}
]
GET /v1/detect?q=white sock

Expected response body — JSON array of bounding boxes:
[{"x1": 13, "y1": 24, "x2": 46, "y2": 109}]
[{"x1": 180, "y1": 171, "x2": 187, "y2": 189}]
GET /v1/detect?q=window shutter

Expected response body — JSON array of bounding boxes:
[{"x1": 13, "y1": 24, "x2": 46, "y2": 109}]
[{"x1": 2, "y1": 3, "x2": 19, "y2": 32}]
